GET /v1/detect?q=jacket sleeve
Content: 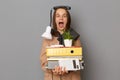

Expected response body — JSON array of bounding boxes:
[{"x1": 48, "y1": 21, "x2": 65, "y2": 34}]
[{"x1": 40, "y1": 38, "x2": 51, "y2": 73}]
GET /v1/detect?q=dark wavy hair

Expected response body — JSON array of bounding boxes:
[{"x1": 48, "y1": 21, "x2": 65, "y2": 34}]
[{"x1": 51, "y1": 7, "x2": 71, "y2": 36}]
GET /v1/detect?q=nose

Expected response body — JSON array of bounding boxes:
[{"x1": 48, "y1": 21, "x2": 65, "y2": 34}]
[{"x1": 59, "y1": 16, "x2": 63, "y2": 20}]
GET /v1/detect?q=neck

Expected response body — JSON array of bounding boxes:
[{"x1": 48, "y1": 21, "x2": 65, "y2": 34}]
[
  {"x1": 58, "y1": 31, "x2": 63, "y2": 34},
  {"x1": 57, "y1": 29, "x2": 65, "y2": 34}
]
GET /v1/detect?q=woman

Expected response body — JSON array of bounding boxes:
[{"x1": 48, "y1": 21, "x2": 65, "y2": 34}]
[{"x1": 40, "y1": 6, "x2": 82, "y2": 80}]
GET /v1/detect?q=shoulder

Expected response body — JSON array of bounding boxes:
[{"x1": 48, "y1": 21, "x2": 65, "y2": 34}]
[
  {"x1": 41, "y1": 37, "x2": 57, "y2": 46},
  {"x1": 41, "y1": 38, "x2": 51, "y2": 46},
  {"x1": 42, "y1": 38, "x2": 49, "y2": 42}
]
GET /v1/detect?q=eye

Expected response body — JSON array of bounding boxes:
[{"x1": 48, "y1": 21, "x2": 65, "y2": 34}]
[
  {"x1": 56, "y1": 14, "x2": 60, "y2": 17},
  {"x1": 63, "y1": 14, "x2": 67, "y2": 18}
]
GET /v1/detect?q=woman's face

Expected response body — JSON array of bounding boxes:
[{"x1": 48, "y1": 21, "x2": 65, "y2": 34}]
[{"x1": 55, "y1": 8, "x2": 68, "y2": 33}]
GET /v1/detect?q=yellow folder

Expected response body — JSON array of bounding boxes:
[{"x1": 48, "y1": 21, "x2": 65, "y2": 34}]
[{"x1": 46, "y1": 47, "x2": 82, "y2": 57}]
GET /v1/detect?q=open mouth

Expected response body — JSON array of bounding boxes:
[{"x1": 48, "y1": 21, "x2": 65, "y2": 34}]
[{"x1": 59, "y1": 22, "x2": 64, "y2": 27}]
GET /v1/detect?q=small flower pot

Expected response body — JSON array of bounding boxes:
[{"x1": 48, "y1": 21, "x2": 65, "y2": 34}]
[{"x1": 64, "y1": 39, "x2": 72, "y2": 47}]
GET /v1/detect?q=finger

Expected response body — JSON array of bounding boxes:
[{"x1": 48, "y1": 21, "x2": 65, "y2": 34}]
[
  {"x1": 59, "y1": 66, "x2": 62, "y2": 75},
  {"x1": 52, "y1": 69, "x2": 55, "y2": 72},
  {"x1": 54, "y1": 66, "x2": 58, "y2": 73},
  {"x1": 64, "y1": 67, "x2": 68, "y2": 73},
  {"x1": 60, "y1": 67, "x2": 65, "y2": 75},
  {"x1": 61, "y1": 67, "x2": 68, "y2": 75},
  {"x1": 57, "y1": 66, "x2": 60, "y2": 74},
  {"x1": 53, "y1": 66, "x2": 59, "y2": 75},
  {"x1": 56, "y1": 66, "x2": 60, "y2": 74}
]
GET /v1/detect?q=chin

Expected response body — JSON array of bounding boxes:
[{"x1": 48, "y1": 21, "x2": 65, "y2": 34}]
[{"x1": 59, "y1": 28, "x2": 65, "y2": 31}]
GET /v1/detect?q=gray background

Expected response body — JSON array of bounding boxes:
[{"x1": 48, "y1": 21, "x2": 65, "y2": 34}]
[{"x1": 0, "y1": 0, "x2": 120, "y2": 80}]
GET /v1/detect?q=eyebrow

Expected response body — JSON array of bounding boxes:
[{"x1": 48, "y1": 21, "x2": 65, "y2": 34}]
[{"x1": 56, "y1": 13, "x2": 67, "y2": 15}]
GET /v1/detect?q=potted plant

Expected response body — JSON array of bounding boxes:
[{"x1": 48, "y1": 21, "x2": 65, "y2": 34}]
[{"x1": 62, "y1": 30, "x2": 73, "y2": 47}]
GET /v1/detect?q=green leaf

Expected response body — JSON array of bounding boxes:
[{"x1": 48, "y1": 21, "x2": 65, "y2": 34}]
[{"x1": 62, "y1": 30, "x2": 73, "y2": 40}]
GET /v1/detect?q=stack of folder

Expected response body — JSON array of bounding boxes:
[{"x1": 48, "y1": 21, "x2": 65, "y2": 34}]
[{"x1": 46, "y1": 46, "x2": 84, "y2": 71}]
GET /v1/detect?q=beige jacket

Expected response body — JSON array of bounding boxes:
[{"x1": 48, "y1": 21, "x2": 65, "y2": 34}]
[{"x1": 40, "y1": 36, "x2": 82, "y2": 80}]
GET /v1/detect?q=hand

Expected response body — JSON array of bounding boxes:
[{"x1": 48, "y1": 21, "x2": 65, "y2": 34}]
[{"x1": 52, "y1": 66, "x2": 68, "y2": 75}]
